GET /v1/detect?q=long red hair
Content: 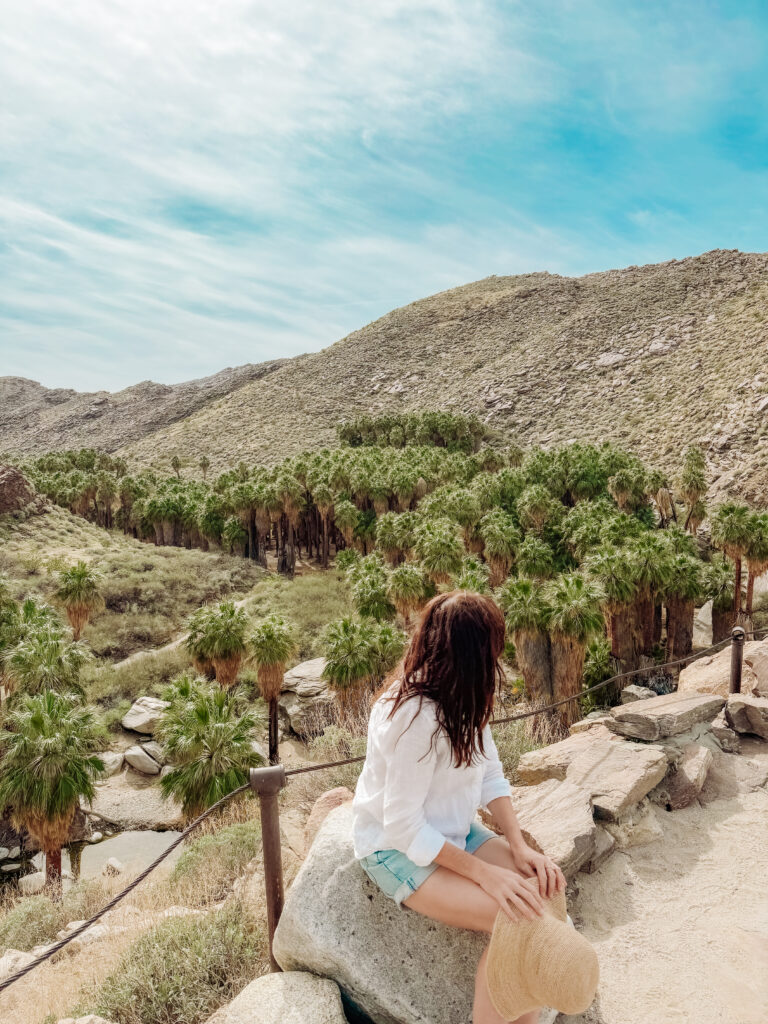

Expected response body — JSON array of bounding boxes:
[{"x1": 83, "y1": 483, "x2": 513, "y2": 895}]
[{"x1": 386, "y1": 591, "x2": 506, "y2": 767}]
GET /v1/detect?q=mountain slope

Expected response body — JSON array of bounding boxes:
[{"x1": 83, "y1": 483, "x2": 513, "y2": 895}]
[
  {"x1": 122, "y1": 249, "x2": 768, "y2": 498},
  {"x1": 0, "y1": 360, "x2": 286, "y2": 457}
]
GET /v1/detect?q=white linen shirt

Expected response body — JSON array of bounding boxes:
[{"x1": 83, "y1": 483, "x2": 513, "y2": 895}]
[{"x1": 352, "y1": 688, "x2": 511, "y2": 867}]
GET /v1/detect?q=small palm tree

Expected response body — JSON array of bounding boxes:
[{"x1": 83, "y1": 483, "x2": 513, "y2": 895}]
[
  {"x1": 679, "y1": 446, "x2": 707, "y2": 535},
  {"x1": 352, "y1": 563, "x2": 395, "y2": 621},
  {"x1": 53, "y1": 561, "x2": 104, "y2": 641},
  {"x1": 453, "y1": 555, "x2": 491, "y2": 595},
  {"x1": 199, "y1": 455, "x2": 210, "y2": 481},
  {"x1": 184, "y1": 601, "x2": 249, "y2": 688},
  {"x1": 387, "y1": 563, "x2": 431, "y2": 626},
  {"x1": 321, "y1": 617, "x2": 406, "y2": 715},
  {"x1": 0, "y1": 691, "x2": 104, "y2": 884},
  {"x1": 515, "y1": 535, "x2": 556, "y2": 580},
  {"x1": 478, "y1": 510, "x2": 521, "y2": 587},
  {"x1": 413, "y1": 519, "x2": 463, "y2": 586},
  {"x1": 170, "y1": 456, "x2": 182, "y2": 479},
  {"x1": 157, "y1": 685, "x2": 261, "y2": 820},
  {"x1": 1, "y1": 623, "x2": 89, "y2": 699},
  {"x1": 544, "y1": 573, "x2": 605, "y2": 728},
  {"x1": 249, "y1": 615, "x2": 295, "y2": 764}
]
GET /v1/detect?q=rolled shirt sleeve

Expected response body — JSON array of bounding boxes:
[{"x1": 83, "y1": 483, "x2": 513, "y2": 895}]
[
  {"x1": 480, "y1": 726, "x2": 512, "y2": 808},
  {"x1": 381, "y1": 703, "x2": 448, "y2": 866}
]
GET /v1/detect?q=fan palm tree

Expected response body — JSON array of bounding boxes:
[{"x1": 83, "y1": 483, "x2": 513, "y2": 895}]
[
  {"x1": 352, "y1": 566, "x2": 396, "y2": 622},
  {"x1": 387, "y1": 563, "x2": 432, "y2": 626},
  {"x1": 0, "y1": 691, "x2": 104, "y2": 884},
  {"x1": 515, "y1": 535, "x2": 556, "y2": 580},
  {"x1": 478, "y1": 510, "x2": 521, "y2": 587},
  {"x1": 199, "y1": 455, "x2": 210, "y2": 481},
  {"x1": 497, "y1": 576, "x2": 553, "y2": 706},
  {"x1": 544, "y1": 573, "x2": 605, "y2": 727},
  {"x1": 53, "y1": 561, "x2": 104, "y2": 641},
  {"x1": 743, "y1": 511, "x2": 768, "y2": 621},
  {"x1": 249, "y1": 615, "x2": 295, "y2": 764},
  {"x1": 170, "y1": 456, "x2": 182, "y2": 480},
  {"x1": 453, "y1": 555, "x2": 491, "y2": 595},
  {"x1": 413, "y1": 519, "x2": 464, "y2": 586},
  {"x1": 627, "y1": 533, "x2": 672, "y2": 653},
  {"x1": 702, "y1": 556, "x2": 735, "y2": 643},
  {"x1": 157, "y1": 685, "x2": 261, "y2": 820},
  {"x1": 711, "y1": 502, "x2": 752, "y2": 616},
  {"x1": 583, "y1": 547, "x2": 640, "y2": 670},
  {"x1": 663, "y1": 554, "x2": 704, "y2": 662},
  {"x1": 321, "y1": 618, "x2": 405, "y2": 715},
  {"x1": 2, "y1": 623, "x2": 89, "y2": 700},
  {"x1": 184, "y1": 601, "x2": 249, "y2": 688},
  {"x1": 679, "y1": 446, "x2": 707, "y2": 535}
]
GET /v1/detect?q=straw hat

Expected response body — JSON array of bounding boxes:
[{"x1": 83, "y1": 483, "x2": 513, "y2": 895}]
[{"x1": 486, "y1": 890, "x2": 599, "y2": 1020}]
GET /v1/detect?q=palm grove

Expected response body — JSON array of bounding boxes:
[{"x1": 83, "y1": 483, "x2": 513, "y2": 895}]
[{"x1": 3, "y1": 412, "x2": 768, "y2": 880}]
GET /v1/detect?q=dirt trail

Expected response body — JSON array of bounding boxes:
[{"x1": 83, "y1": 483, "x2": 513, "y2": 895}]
[{"x1": 561, "y1": 740, "x2": 768, "y2": 1024}]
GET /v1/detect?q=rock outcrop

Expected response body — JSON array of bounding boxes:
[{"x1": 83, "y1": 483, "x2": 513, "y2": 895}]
[
  {"x1": 509, "y1": 779, "x2": 597, "y2": 876},
  {"x1": 677, "y1": 639, "x2": 768, "y2": 698},
  {"x1": 0, "y1": 465, "x2": 38, "y2": 514},
  {"x1": 124, "y1": 744, "x2": 161, "y2": 775},
  {"x1": 203, "y1": 971, "x2": 348, "y2": 1024},
  {"x1": 87, "y1": 772, "x2": 183, "y2": 830},
  {"x1": 606, "y1": 691, "x2": 725, "y2": 741},
  {"x1": 663, "y1": 744, "x2": 714, "y2": 810},
  {"x1": 279, "y1": 658, "x2": 337, "y2": 737},
  {"x1": 725, "y1": 693, "x2": 768, "y2": 739}
]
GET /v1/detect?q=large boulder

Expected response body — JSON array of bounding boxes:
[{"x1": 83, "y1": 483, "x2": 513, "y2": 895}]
[
  {"x1": 274, "y1": 803, "x2": 489, "y2": 1024},
  {"x1": 121, "y1": 696, "x2": 169, "y2": 735},
  {"x1": 607, "y1": 691, "x2": 725, "y2": 741},
  {"x1": 677, "y1": 640, "x2": 768, "y2": 698},
  {"x1": 203, "y1": 971, "x2": 348, "y2": 1024},
  {"x1": 509, "y1": 779, "x2": 597, "y2": 876},
  {"x1": 98, "y1": 751, "x2": 125, "y2": 777},
  {"x1": 725, "y1": 693, "x2": 768, "y2": 739},
  {"x1": 279, "y1": 658, "x2": 337, "y2": 737},
  {"x1": 0, "y1": 466, "x2": 36, "y2": 514}
]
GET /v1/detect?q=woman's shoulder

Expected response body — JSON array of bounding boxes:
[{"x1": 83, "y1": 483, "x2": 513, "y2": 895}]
[{"x1": 371, "y1": 685, "x2": 438, "y2": 734}]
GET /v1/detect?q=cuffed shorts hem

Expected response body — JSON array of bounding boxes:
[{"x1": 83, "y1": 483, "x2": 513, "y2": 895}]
[{"x1": 359, "y1": 821, "x2": 497, "y2": 906}]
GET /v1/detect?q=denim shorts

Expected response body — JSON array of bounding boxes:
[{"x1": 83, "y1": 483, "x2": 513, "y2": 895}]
[{"x1": 359, "y1": 822, "x2": 497, "y2": 906}]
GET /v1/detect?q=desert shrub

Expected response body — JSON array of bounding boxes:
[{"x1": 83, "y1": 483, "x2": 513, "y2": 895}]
[
  {"x1": 83, "y1": 647, "x2": 189, "y2": 703},
  {"x1": 292, "y1": 722, "x2": 367, "y2": 809},
  {"x1": 0, "y1": 876, "x2": 112, "y2": 952},
  {"x1": 169, "y1": 820, "x2": 261, "y2": 906},
  {"x1": 85, "y1": 901, "x2": 266, "y2": 1024},
  {"x1": 491, "y1": 718, "x2": 556, "y2": 784}
]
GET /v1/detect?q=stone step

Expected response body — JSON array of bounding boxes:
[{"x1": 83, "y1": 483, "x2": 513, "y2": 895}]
[{"x1": 607, "y1": 691, "x2": 725, "y2": 741}]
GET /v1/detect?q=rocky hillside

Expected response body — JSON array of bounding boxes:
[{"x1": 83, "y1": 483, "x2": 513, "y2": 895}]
[
  {"x1": 5, "y1": 250, "x2": 768, "y2": 498},
  {"x1": 0, "y1": 361, "x2": 286, "y2": 457}
]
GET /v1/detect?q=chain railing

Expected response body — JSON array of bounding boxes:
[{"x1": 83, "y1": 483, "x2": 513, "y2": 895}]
[{"x1": 0, "y1": 624, "x2": 760, "y2": 993}]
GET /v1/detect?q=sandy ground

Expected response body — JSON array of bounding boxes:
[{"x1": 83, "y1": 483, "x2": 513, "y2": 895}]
[{"x1": 560, "y1": 740, "x2": 768, "y2": 1024}]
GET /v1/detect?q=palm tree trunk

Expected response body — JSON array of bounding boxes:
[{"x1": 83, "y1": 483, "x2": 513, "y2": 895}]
[
  {"x1": 550, "y1": 634, "x2": 585, "y2": 729},
  {"x1": 608, "y1": 606, "x2": 641, "y2": 670},
  {"x1": 268, "y1": 697, "x2": 280, "y2": 765},
  {"x1": 278, "y1": 520, "x2": 296, "y2": 578},
  {"x1": 514, "y1": 630, "x2": 553, "y2": 704},
  {"x1": 746, "y1": 570, "x2": 757, "y2": 617},
  {"x1": 667, "y1": 597, "x2": 694, "y2": 661},
  {"x1": 635, "y1": 593, "x2": 656, "y2": 654},
  {"x1": 46, "y1": 846, "x2": 63, "y2": 886},
  {"x1": 248, "y1": 512, "x2": 257, "y2": 562},
  {"x1": 733, "y1": 557, "x2": 742, "y2": 614}
]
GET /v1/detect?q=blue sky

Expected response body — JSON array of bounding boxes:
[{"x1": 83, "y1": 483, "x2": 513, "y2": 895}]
[{"x1": 1, "y1": 1, "x2": 766, "y2": 391}]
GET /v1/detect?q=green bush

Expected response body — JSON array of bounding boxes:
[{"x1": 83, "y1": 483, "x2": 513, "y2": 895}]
[
  {"x1": 170, "y1": 821, "x2": 261, "y2": 905},
  {"x1": 0, "y1": 877, "x2": 111, "y2": 952},
  {"x1": 85, "y1": 901, "x2": 267, "y2": 1024}
]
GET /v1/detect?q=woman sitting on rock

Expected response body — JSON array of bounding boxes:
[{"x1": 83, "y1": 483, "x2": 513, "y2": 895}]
[{"x1": 352, "y1": 590, "x2": 566, "y2": 1024}]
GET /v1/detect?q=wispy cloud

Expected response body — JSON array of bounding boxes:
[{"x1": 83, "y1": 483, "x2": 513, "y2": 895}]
[{"x1": 0, "y1": 1, "x2": 766, "y2": 390}]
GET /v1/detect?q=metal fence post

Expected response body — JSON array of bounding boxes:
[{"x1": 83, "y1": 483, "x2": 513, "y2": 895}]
[
  {"x1": 249, "y1": 765, "x2": 287, "y2": 972},
  {"x1": 730, "y1": 626, "x2": 746, "y2": 694}
]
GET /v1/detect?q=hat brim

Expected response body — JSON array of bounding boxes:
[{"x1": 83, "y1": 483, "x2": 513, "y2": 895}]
[{"x1": 486, "y1": 891, "x2": 568, "y2": 1020}]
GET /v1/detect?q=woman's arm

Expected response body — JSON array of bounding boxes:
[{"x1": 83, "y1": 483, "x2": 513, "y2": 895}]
[
  {"x1": 433, "y1": 837, "x2": 545, "y2": 921},
  {"x1": 486, "y1": 795, "x2": 566, "y2": 898}
]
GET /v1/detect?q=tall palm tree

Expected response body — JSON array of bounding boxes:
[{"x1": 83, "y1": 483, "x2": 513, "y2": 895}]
[
  {"x1": 184, "y1": 601, "x2": 249, "y2": 688},
  {"x1": 627, "y1": 533, "x2": 672, "y2": 654},
  {"x1": 743, "y1": 511, "x2": 768, "y2": 621},
  {"x1": 157, "y1": 685, "x2": 261, "y2": 820},
  {"x1": 170, "y1": 456, "x2": 182, "y2": 480},
  {"x1": 0, "y1": 691, "x2": 104, "y2": 884},
  {"x1": 497, "y1": 576, "x2": 553, "y2": 705},
  {"x1": 711, "y1": 502, "x2": 752, "y2": 616},
  {"x1": 249, "y1": 615, "x2": 295, "y2": 764},
  {"x1": 702, "y1": 556, "x2": 735, "y2": 643},
  {"x1": 583, "y1": 547, "x2": 640, "y2": 669},
  {"x1": 53, "y1": 562, "x2": 104, "y2": 641},
  {"x1": 544, "y1": 573, "x2": 605, "y2": 728},
  {"x1": 663, "y1": 554, "x2": 703, "y2": 661},
  {"x1": 679, "y1": 445, "x2": 707, "y2": 535}
]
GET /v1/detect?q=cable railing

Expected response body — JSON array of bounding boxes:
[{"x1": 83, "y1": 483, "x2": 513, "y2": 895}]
[{"x1": 0, "y1": 624, "x2": 760, "y2": 993}]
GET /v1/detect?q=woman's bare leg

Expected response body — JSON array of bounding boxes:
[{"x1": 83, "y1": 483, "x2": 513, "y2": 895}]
[{"x1": 403, "y1": 855, "x2": 542, "y2": 1024}]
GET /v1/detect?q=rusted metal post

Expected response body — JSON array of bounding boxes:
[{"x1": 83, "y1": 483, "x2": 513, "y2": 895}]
[
  {"x1": 249, "y1": 765, "x2": 287, "y2": 971},
  {"x1": 730, "y1": 626, "x2": 746, "y2": 694}
]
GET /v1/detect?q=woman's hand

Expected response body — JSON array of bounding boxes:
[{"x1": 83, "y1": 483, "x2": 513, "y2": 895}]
[
  {"x1": 510, "y1": 843, "x2": 566, "y2": 899},
  {"x1": 475, "y1": 860, "x2": 545, "y2": 922}
]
